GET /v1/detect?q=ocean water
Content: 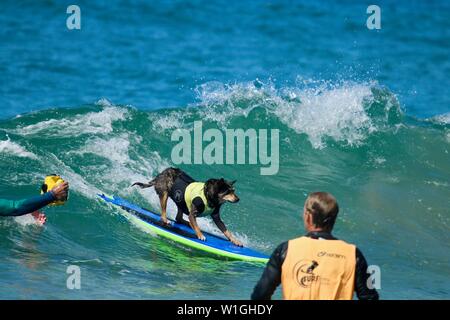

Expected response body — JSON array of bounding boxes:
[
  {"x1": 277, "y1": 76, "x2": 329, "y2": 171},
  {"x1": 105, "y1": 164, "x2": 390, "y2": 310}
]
[{"x1": 0, "y1": 0, "x2": 449, "y2": 299}]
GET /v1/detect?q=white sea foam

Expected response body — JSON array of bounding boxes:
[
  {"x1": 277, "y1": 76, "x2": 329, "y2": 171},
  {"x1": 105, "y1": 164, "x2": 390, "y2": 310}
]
[
  {"x1": 190, "y1": 80, "x2": 379, "y2": 149},
  {"x1": 13, "y1": 214, "x2": 42, "y2": 227},
  {"x1": 430, "y1": 112, "x2": 450, "y2": 125},
  {"x1": 0, "y1": 138, "x2": 38, "y2": 159},
  {"x1": 77, "y1": 134, "x2": 133, "y2": 165},
  {"x1": 42, "y1": 152, "x2": 103, "y2": 200},
  {"x1": 151, "y1": 110, "x2": 191, "y2": 131},
  {"x1": 373, "y1": 157, "x2": 387, "y2": 165},
  {"x1": 59, "y1": 130, "x2": 171, "y2": 220},
  {"x1": 195, "y1": 81, "x2": 267, "y2": 124},
  {"x1": 425, "y1": 180, "x2": 450, "y2": 188},
  {"x1": 13, "y1": 106, "x2": 128, "y2": 137},
  {"x1": 273, "y1": 84, "x2": 376, "y2": 148},
  {"x1": 148, "y1": 80, "x2": 383, "y2": 150},
  {"x1": 70, "y1": 133, "x2": 170, "y2": 195}
]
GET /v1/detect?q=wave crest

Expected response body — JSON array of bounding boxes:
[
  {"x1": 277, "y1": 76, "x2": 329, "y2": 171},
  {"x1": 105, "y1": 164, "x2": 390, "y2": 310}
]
[{"x1": 188, "y1": 79, "x2": 402, "y2": 148}]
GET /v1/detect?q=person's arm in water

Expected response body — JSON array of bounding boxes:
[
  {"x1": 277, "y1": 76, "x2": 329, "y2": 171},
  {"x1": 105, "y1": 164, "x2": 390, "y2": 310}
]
[
  {"x1": 0, "y1": 182, "x2": 69, "y2": 217},
  {"x1": 354, "y1": 248, "x2": 379, "y2": 300},
  {"x1": 0, "y1": 193, "x2": 55, "y2": 217},
  {"x1": 251, "y1": 241, "x2": 288, "y2": 300}
]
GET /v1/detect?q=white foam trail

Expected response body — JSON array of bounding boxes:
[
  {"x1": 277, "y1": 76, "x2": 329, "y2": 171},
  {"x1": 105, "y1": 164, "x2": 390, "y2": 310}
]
[
  {"x1": 373, "y1": 157, "x2": 387, "y2": 165},
  {"x1": 69, "y1": 133, "x2": 171, "y2": 198},
  {"x1": 0, "y1": 138, "x2": 38, "y2": 159},
  {"x1": 13, "y1": 106, "x2": 128, "y2": 137},
  {"x1": 76, "y1": 134, "x2": 133, "y2": 165},
  {"x1": 425, "y1": 180, "x2": 450, "y2": 188},
  {"x1": 14, "y1": 214, "x2": 42, "y2": 227},
  {"x1": 150, "y1": 110, "x2": 191, "y2": 131}
]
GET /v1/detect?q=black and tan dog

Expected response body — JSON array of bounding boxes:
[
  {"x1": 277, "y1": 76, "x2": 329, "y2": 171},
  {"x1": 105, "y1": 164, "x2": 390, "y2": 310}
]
[{"x1": 132, "y1": 167, "x2": 243, "y2": 246}]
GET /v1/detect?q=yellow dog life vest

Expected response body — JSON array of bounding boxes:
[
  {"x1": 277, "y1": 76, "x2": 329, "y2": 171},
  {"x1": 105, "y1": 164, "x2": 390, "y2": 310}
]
[
  {"x1": 184, "y1": 182, "x2": 212, "y2": 216},
  {"x1": 281, "y1": 236, "x2": 356, "y2": 300}
]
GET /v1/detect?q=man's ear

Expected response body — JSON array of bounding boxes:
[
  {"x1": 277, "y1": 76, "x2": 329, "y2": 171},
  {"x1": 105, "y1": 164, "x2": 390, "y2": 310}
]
[{"x1": 303, "y1": 209, "x2": 311, "y2": 225}]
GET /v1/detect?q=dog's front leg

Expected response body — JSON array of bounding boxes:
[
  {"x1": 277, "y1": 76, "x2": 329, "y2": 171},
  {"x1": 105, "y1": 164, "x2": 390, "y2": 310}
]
[
  {"x1": 188, "y1": 213, "x2": 206, "y2": 241},
  {"x1": 223, "y1": 230, "x2": 243, "y2": 247}
]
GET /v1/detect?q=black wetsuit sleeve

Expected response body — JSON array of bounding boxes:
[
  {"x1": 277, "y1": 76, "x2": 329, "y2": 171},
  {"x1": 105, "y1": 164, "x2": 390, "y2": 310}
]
[
  {"x1": 251, "y1": 241, "x2": 288, "y2": 300},
  {"x1": 355, "y1": 248, "x2": 379, "y2": 300},
  {"x1": 210, "y1": 207, "x2": 227, "y2": 233},
  {"x1": 0, "y1": 192, "x2": 55, "y2": 217}
]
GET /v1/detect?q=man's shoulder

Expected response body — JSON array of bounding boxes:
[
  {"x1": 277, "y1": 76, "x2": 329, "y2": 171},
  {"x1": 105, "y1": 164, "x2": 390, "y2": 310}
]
[{"x1": 272, "y1": 241, "x2": 289, "y2": 261}]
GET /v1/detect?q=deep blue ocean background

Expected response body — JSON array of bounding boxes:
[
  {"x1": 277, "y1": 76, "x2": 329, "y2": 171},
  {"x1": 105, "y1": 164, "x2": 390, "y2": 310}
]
[
  {"x1": 0, "y1": 0, "x2": 449, "y2": 299},
  {"x1": 1, "y1": 0, "x2": 449, "y2": 118}
]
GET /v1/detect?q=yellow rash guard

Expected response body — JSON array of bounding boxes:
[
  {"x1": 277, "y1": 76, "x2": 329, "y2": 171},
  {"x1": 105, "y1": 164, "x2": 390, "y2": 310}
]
[{"x1": 184, "y1": 182, "x2": 213, "y2": 217}]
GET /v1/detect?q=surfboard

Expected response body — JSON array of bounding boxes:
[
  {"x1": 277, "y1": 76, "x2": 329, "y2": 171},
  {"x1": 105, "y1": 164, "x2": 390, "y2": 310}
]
[{"x1": 98, "y1": 194, "x2": 269, "y2": 263}]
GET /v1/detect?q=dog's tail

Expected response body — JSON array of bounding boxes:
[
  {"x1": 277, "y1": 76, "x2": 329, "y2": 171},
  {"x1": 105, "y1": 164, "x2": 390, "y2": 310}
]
[{"x1": 131, "y1": 180, "x2": 155, "y2": 189}]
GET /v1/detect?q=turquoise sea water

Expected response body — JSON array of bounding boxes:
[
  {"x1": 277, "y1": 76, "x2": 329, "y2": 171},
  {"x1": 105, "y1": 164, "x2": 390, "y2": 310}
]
[{"x1": 0, "y1": 0, "x2": 449, "y2": 299}]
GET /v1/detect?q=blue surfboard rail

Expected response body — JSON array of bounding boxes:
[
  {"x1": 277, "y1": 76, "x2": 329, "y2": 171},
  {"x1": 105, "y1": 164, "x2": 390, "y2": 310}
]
[{"x1": 98, "y1": 194, "x2": 269, "y2": 262}]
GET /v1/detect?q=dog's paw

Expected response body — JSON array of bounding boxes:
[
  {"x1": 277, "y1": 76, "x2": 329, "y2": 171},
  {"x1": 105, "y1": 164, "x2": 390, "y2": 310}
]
[
  {"x1": 230, "y1": 237, "x2": 243, "y2": 247},
  {"x1": 232, "y1": 240, "x2": 244, "y2": 247},
  {"x1": 197, "y1": 234, "x2": 206, "y2": 241},
  {"x1": 160, "y1": 217, "x2": 170, "y2": 226}
]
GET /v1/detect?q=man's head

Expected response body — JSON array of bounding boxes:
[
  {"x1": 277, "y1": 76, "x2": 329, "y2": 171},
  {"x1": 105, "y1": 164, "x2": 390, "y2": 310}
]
[{"x1": 303, "y1": 192, "x2": 339, "y2": 233}]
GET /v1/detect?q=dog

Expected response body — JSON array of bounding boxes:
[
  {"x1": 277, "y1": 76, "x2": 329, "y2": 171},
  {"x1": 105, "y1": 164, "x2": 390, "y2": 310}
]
[{"x1": 132, "y1": 167, "x2": 242, "y2": 246}]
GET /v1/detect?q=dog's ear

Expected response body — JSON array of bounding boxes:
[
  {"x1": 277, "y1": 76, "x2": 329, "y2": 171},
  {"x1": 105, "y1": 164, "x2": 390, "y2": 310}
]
[{"x1": 229, "y1": 180, "x2": 237, "y2": 186}]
